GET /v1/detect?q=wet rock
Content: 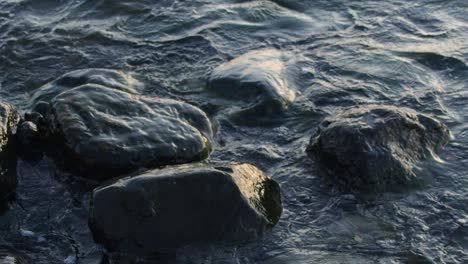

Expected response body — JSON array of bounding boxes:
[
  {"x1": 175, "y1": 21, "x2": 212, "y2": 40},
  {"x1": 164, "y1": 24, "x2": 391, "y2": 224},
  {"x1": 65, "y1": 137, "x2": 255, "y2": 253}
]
[
  {"x1": 208, "y1": 49, "x2": 295, "y2": 124},
  {"x1": 27, "y1": 68, "x2": 143, "y2": 112},
  {"x1": 43, "y1": 84, "x2": 213, "y2": 180},
  {"x1": 17, "y1": 121, "x2": 39, "y2": 146},
  {"x1": 89, "y1": 163, "x2": 282, "y2": 255},
  {"x1": 16, "y1": 121, "x2": 42, "y2": 159},
  {"x1": 0, "y1": 101, "x2": 20, "y2": 201},
  {"x1": 16, "y1": 112, "x2": 47, "y2": 161},
  {"x1": 306, "y1": 105, "x2": 450, "y2": 193}
]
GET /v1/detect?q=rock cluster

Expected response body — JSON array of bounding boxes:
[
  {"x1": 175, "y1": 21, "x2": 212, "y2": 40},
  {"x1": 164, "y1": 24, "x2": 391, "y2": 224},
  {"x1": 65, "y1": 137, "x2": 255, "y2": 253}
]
[
  {"x1": 1, "y1": 49, "x2": 452, "y2": 260},
  {"x1": 12, "y1": 68, "x2": 283, "y2": 257},
  {"x1": 208, "y1": 50, "x2": 450, "y2": 194}
]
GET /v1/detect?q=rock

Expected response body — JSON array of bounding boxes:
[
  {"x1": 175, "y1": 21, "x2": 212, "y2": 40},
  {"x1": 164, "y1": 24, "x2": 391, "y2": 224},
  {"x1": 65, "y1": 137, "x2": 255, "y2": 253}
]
[
  {"x1": 27, "y1": 68, "x2": 143, "y2": 112},
  {"x1": 89, "y1": 163, "x2": 282, "y2": 255},
  {"x1": 0, "y1": 101, "x2": 20, "y2": 201},
  {"x1": 43, "y1": 84, "x2": 213, "y2": 179},
  {"x1": 207, "y1": 49, "x2": 295, "y2": 124},
  {"x1": 16, "y1": 121, "x2": 42, "y2": 159},
  {"x1": 306, "y1": 105, "x2": 450, "y2": 193},
  {"x1": 17, "y1": 121, "x2": 39, "y2": 145},
  {"x1": 16, "y1": 112, "x2": 47, "y2": 161}
]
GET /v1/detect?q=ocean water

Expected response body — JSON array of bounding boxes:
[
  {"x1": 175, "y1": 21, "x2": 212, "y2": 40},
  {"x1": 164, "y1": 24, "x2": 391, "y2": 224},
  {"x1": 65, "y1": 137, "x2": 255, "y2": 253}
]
[{"x1": 0, "y1": 0, "x2": 467, "y2": 263}]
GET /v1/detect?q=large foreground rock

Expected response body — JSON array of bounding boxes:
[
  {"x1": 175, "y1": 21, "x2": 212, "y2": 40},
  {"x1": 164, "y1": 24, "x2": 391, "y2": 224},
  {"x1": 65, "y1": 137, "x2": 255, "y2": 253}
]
[
  {"x1": 208, "y1": 49, "x2": 295, "y2": 124},
  {"x1": 307, "y1": 105, "x2": 450, "y2": 193},
  {"x1": 89, "y1": 163, "x2": 282, "y2": 255},
  {"x1": 0, "y1": 101, "x2": 20, "y2": 201},
  {"x1": 27, "y1": 68, "x2": 143, "y2": 112},
  {"x1": 42, "y1": 84, "x2": 213, "y2": 180}
]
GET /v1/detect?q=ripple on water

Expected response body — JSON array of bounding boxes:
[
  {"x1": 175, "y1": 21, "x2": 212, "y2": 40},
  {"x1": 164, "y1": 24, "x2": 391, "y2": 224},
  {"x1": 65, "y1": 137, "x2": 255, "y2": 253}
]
[{"x1": 0, "y1": 0, "x2": 466, "y2": 263}]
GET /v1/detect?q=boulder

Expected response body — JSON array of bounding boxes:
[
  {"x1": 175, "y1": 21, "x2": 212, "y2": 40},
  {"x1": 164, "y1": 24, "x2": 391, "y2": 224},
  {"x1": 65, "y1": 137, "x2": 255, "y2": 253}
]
[
  {"x1": 207, "y1": 49, "x2": 295, "y2": 123},
  {"x1": 27, "y1": 68, "x2": 143, "y2": 112},
  {"x1": 89, "y1": 163, "x2": 282, "y2": 255},
  {"x1": 42, "y1": 84, "x2": 213, "y2": 180},
  {"x1": 0, "y1": 101, "x2": 20, "y2": 201},
  {"x1": 306, "y1": 105, "x2": 450, "y2": 193}
]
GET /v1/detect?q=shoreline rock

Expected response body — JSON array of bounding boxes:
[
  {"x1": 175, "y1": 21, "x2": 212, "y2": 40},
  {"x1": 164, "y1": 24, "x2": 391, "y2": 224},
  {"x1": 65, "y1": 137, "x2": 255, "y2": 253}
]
[
  {"x1": 40, "y1": 84, "x2": 213, "y2": 180},
  {"x1": 307, "y1": 105, "x2": 450, "y2": 193},
  {"x1": 208, "y1": 49, "x2": 295, "y2": 124},
  {"x1": 89, "y1": 163, "x2": 282, "y2": 255},
  {"x1": 0, "y1": 101, "x2": 20, "y2": 201}
]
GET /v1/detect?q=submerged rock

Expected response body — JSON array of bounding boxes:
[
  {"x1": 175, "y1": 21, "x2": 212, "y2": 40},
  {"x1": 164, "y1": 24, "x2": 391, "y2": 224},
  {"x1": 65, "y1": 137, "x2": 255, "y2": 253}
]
[
  {"x1": 307, "y1": 105, "x2": 450, "y2": 193},
  {"x1": 0, "y1": 101, "x2": 20, "y2": 201},
  {"x1": 89, "y1": 163, "x2": 282, "y2": 255},
  {"x1": 27, "y1": 68, "x2": 143, "y2": 112},
  {"x1": 43, "y1": 84, "x2": 213, "y2": 180},
  {"x1": 208, "y1": 49, "x2": 295, "y2": 124}
]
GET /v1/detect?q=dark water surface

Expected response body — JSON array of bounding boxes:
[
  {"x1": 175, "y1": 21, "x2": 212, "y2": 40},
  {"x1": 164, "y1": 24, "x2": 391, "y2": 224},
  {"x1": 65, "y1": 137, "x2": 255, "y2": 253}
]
[{"x1": 0, "y1": 0, "x2": 467, "y2": 263}]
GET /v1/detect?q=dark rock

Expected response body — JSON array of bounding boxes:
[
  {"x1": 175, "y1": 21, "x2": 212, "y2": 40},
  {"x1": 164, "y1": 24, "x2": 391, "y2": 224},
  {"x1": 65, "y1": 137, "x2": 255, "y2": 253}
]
[
  {"x1": 16, "y1": 121, "x2": 42, "y2": 159},
  {"x1": 24, "y1": 112, "x2": 44, "y2": 125},
  {"x1": 27, "y1": 68, "x2": 143, "y2": 111},
  {"x1": 17, "y1": 121, "x2": 39, "y2": 145},
  {"x1": 16, "y1": 113, "x2": 47, "y2": 160},
  {"x1": 207, "y1": 49, "x2": 295, "y2": 124},
  {"x1": 43, "y1": 84, "x2": 213, "y2": 180},
  {"x1": 89, "y1": 163, "x2": 282, "y2": 255},
  {"x1": 0, "y1": 101, "x2": 20, "y2": 201},
  {"x1": 306, "y1": 105, "x2": 450, "y2": 193}
]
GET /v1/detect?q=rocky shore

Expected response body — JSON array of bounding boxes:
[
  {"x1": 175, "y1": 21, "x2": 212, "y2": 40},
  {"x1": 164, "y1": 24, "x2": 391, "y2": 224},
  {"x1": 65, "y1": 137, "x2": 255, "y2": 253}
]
[{"x1": 0, "y1": 50, "x2": 451, "y2": 261}]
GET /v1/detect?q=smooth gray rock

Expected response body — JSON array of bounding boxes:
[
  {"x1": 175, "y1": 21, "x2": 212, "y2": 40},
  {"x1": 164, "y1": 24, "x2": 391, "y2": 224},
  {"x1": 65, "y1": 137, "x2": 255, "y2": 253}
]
[
  {"x1": 43, "y1": 84, "x2": 213, "y2": 180},
  {"x1": 208, "y1": 49, "x2": 295, "y2": 123},
  {"x1": 0, "y1": 101, "x2": 20, "y2": 201},
  {"x1": 89, "y1": 163, "x2": 282, "y2": 255},
  {"x1": 27, "y1": 68, "x2": 143, "y2": 112},
  {"x1": 307, "y1": 105, "x2": 450, "y2": 193}
]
